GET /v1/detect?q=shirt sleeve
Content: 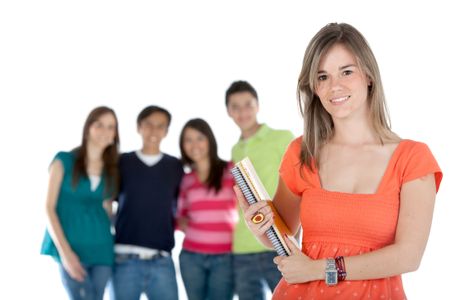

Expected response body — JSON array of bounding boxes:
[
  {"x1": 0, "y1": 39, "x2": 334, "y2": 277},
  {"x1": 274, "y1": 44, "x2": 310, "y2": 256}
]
[
  {"x1": 51, "y1": 152, "x2": 75, "y2": 179},
  {"x1": 402, "y1": 142, "x2": 443, "y2": 193},
  {"x1": 52, "y1": 151, "x2": 68, "y2": 168},
  {"x1": 279, "y1": 138, "x2": 303, "y2": 196}
]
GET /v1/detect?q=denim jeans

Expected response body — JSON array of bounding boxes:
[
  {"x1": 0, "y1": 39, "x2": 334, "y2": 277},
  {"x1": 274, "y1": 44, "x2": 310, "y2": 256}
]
[
  {"x1": 59, "y1": 263, "x2": 111, "y2": 300},
  {"x1": 111, "y1": 254, "x2": 178, "y2": 300},
  {"x1": 233, "y1": 251, "x2": 281, "y2": 300},
  {"x1": 179, "y1": 250, "x2": 233, "y2": 300}
]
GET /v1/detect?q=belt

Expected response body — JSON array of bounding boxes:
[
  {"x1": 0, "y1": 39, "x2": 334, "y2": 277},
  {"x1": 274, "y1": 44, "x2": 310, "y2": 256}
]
[{"x1": 115, "y1": 251, "x2": 170, "y2": 260}]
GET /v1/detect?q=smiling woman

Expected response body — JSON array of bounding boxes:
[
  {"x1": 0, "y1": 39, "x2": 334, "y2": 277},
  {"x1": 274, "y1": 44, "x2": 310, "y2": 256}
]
[
  {"x1": 40, "y1": 106, "x2": 120, "y2": 300},
  {"x1": 177, "y1": 118, "x2": 237, "y2": 300},
  {"x1": 234, "y1": 23, "x2": 443, "y2": 300}
]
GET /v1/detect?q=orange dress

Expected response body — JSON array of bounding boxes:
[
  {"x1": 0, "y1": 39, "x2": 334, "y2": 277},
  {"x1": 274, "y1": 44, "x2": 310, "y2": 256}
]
[{"x1": 273, "y1": 137, "x2": 442, "y2": 300}]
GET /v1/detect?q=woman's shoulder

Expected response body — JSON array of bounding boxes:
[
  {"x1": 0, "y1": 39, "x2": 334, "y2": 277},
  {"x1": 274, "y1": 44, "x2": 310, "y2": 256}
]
[
  {"x1": 396, "y1": 139, "x2": 432, "y2": 157},
  {"x1": 395, "y1": 139, "x2": 442, "y2": 191},
  {"x1": 54, "y1": 150, "x2": 74, "y2": 160},
  {"x1": 52, "y1": 151, "x2": 76, "y2": 166},
  {"x1": 283, "y1": 135, "x2": 303, "y2": 157},
  {"x1": 279, "y1": 136, "x2": 304, "y2": 173},
  {"x1": 393, "y1": 139, "x2": 441, "y2": 172},
  {"x1": 49, "y1": 151, "x2": 76, "y2": 174}
]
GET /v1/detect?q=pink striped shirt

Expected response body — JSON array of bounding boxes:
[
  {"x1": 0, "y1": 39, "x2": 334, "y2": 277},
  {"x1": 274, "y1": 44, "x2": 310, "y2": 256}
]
[{"x1": 177, "y1": 163, "x2": 238, "y2": 254}]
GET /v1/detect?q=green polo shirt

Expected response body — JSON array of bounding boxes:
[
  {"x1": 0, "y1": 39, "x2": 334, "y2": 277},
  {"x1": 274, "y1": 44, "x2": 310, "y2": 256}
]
[{"x1": 232, "y1": 123, "x2": 294, "y2": 254}]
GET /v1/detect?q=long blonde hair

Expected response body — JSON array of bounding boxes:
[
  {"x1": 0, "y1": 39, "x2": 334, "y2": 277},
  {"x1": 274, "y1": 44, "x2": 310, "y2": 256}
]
[{"x1": 298, "y1": 23, "x2": 398, "y2": 171}]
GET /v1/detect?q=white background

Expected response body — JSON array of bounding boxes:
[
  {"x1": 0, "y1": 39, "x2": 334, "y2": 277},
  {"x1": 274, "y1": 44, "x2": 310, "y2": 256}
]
[{"x1": 0, "y1": 1, "x2": 448, "y2": 299}]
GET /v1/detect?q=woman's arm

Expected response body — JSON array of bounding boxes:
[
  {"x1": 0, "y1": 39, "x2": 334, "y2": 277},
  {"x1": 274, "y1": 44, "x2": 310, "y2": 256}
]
[
  {"x1": 234, "y1": 175, "x2": 301, "y2": 249},
  {"x1": 272, "y1": 176, "x2": 301, "y2": 236},
  {"x1": 275, "y1": 173, "x2": 437, "y2": 283},
  {"x1": 343, "y1": 173, "x2": 437, "y2": 279},
  {"x1": 45, "y1": 160, "x2": 86, "y2": 282}
]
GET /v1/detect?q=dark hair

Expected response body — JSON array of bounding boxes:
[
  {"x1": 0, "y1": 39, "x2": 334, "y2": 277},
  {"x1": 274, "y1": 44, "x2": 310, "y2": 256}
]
[
  {"x1": 179, "y1": 118, "x2": 227, "y2": 193},
  {"x1": 225, "y1": 80, "x2": 258, "y2": 107},
  {"x1": 137, "y1": 105, "x2": 172, "y2": 127},
  {"x1": 72, "y1": 106, "x2": 120, "y2": 197}
]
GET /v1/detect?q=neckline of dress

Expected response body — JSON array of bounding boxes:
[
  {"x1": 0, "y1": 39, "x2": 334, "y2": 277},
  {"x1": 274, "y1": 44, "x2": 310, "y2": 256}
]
[{"x1": 314, "y1": 139, "x2": 407, "y2": 196}]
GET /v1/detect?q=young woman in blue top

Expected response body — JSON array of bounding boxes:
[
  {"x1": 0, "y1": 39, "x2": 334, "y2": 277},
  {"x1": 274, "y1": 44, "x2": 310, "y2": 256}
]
[{"x1": 41, "y1": 106, "x2": 120, "y2": 300}]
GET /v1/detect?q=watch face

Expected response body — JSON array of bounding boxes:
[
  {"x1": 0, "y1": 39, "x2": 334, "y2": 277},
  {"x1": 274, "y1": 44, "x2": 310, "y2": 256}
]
[{"x1": 326, "y1": 270, "x2": 338, "y2": 286}]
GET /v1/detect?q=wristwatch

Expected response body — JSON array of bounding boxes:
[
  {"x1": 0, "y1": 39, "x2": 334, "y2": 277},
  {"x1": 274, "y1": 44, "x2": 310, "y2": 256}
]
[{"x1": 325, "y1": 258, "x2": 338, "y2": 286}]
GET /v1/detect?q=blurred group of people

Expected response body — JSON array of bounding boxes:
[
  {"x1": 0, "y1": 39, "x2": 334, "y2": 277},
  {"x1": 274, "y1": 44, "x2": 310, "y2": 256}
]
[{"x1": 41, "y1": 79, "x2": 291, "y2": 300}]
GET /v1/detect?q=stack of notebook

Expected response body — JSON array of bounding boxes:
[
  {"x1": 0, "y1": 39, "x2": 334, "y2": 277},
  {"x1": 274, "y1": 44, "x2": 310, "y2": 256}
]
[{"x1": 231, "y1": 157, "x2": 294, "y2": 256}]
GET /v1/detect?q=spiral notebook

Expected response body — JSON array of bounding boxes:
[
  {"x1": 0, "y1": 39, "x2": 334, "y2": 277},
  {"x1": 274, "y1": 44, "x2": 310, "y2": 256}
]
[{"x1": 231, "y1": 157, "x2": 294, "y2": 256}]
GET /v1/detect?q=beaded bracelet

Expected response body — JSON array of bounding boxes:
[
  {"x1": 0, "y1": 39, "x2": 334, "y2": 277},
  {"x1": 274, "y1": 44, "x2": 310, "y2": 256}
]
[{"x1": 335, "y1": 256, "x2": 347, "y2": 282}]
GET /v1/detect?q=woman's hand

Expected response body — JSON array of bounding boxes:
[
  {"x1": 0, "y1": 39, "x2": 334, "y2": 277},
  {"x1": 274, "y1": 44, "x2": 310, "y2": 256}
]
[
  {"x1": 61, "y1": 250, "x2": 87, "y2": 282},
  {"x1": 234, "y1": 186, "x2": 274, "y2": 236},
  {"x1": 274, "y1": 235, "x2": 324, "y2": 284},
  {"x1": 233, "y1": 186, "x2": 275, "y2": 249}
]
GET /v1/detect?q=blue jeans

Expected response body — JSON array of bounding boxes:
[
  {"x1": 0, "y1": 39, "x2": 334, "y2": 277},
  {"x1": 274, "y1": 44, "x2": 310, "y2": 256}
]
[
  {"x1": 59, "y1": 264, "x2": 111, "y2": 300},
  {"x1": 179, "y1": 250, "x2": 233, "y2": 300},
  {"x1": 233, "y1": 252, "x2": 281, "y2": 300},
  {"x1": 111, "y1": 254, "x2": 178, "y2": 300}
]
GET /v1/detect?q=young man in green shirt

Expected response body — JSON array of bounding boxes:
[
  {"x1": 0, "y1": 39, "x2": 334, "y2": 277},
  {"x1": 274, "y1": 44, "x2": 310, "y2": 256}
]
[{"x1": 226, "y1": 80, "x2": 294, "y2": 300}]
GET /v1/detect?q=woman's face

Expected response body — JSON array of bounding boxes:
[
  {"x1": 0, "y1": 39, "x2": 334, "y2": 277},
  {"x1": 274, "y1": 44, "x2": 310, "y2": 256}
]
[
  {"x1": 182, "y1": 127, "x2": 209, "y2": 164},
  {"x1": 315, "y1": 43, "x2": 370, "y2": 121},
  {"x1": 88, "y1": 112, "x2": 117, "y2": 150}
]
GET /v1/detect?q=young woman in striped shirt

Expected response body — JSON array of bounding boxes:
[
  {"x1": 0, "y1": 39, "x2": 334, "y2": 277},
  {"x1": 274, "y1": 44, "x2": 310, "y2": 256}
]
[{"x1": 177, "y1": 118, "x2": 238, "y2": 300}]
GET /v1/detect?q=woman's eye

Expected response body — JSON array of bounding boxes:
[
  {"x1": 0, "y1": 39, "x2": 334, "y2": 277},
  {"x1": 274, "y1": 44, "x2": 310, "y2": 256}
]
[
  {"x1": 343, "y1": 70, "x2": 353, "y2": 76},
  {"x1": 318, "y1": 75, "x2": 327, "y2": 81}
]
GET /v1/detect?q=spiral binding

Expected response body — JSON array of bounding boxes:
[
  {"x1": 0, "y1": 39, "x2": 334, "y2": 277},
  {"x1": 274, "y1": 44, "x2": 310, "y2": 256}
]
[{"x1": 231, "y1": 167, "x2": 289, "y2": 256}]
